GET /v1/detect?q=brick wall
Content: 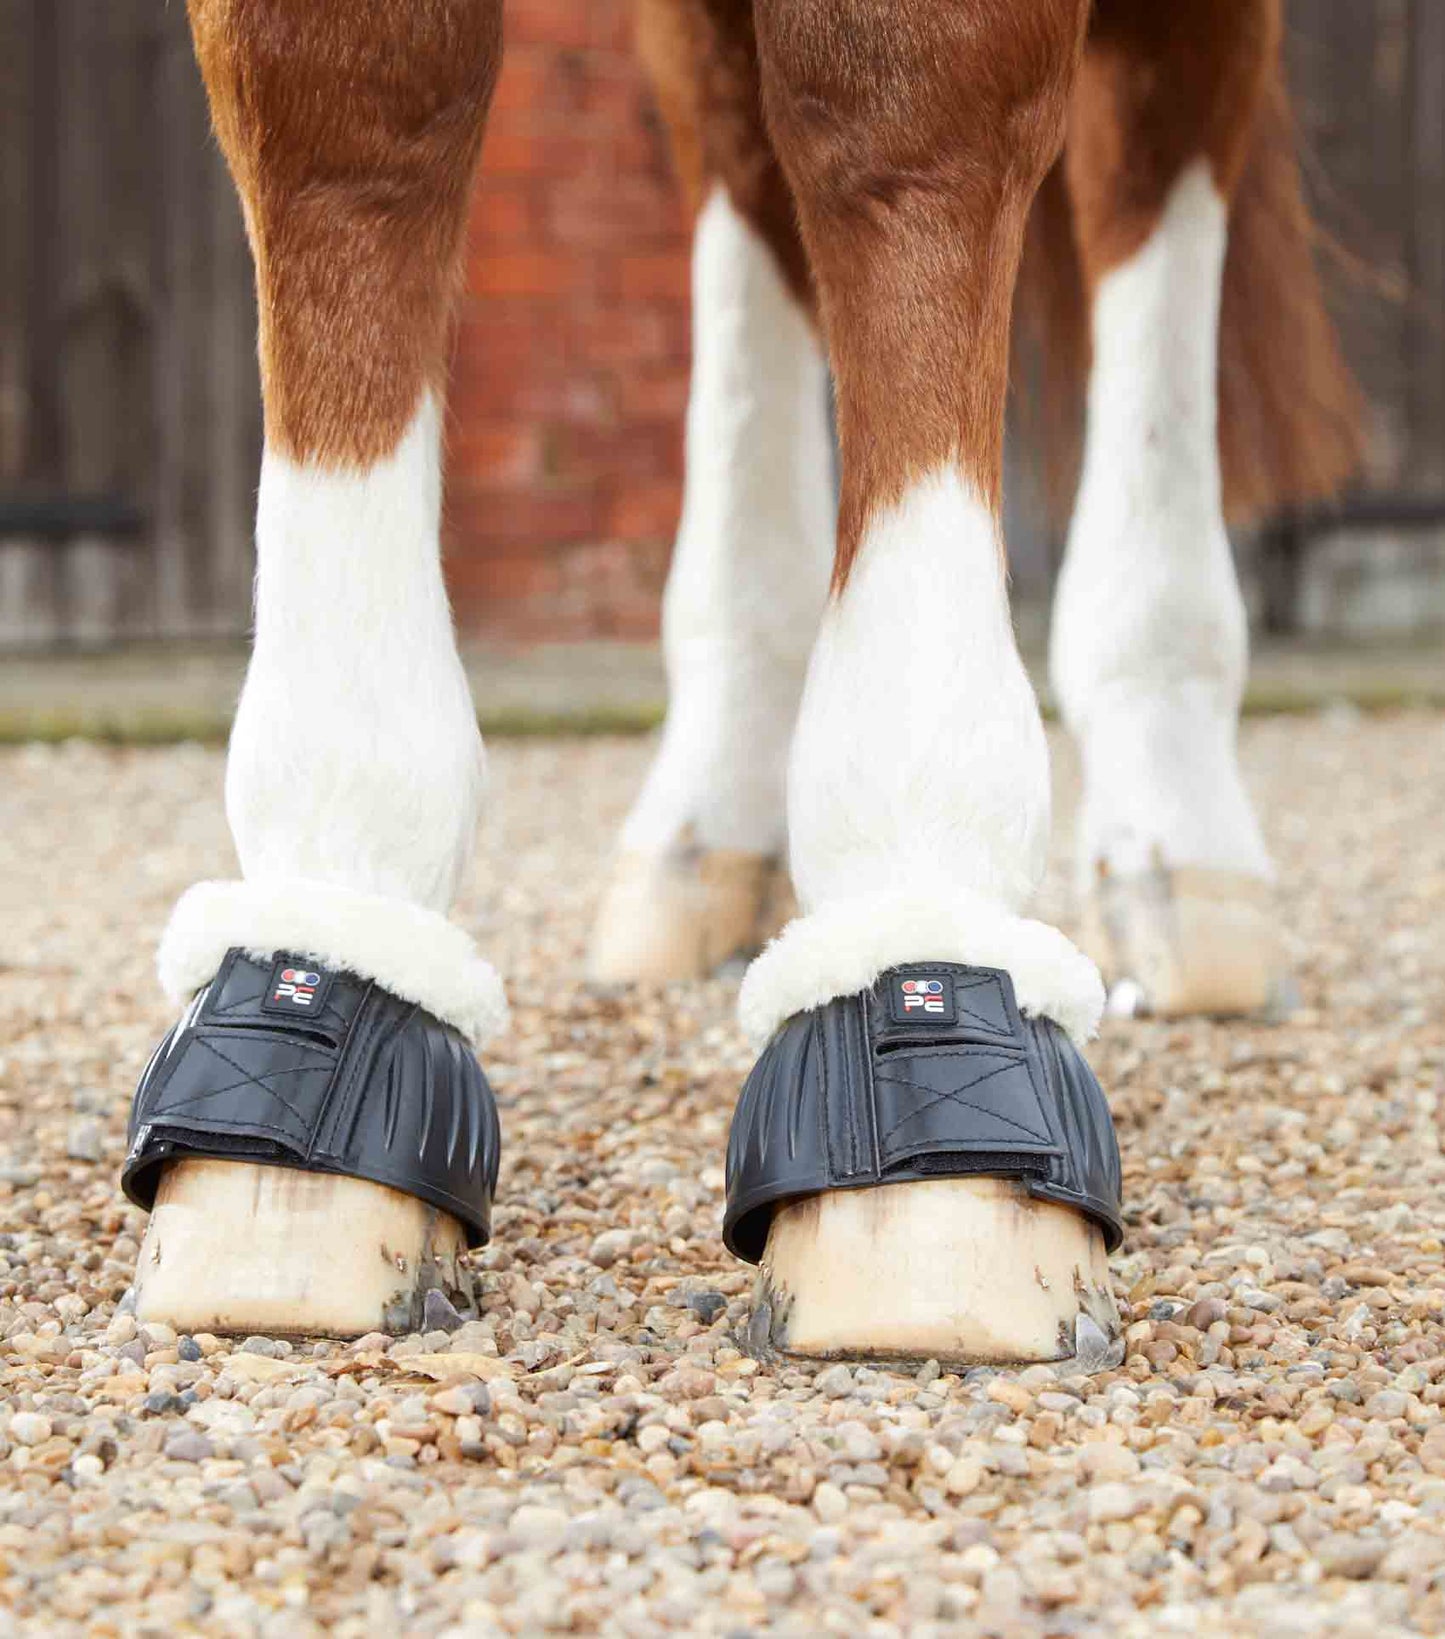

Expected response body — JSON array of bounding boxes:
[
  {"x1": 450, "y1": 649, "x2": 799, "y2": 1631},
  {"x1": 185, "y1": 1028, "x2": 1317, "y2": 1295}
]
[{"x1": 445, "y1": 1, "x2": 692, "y2": 641}]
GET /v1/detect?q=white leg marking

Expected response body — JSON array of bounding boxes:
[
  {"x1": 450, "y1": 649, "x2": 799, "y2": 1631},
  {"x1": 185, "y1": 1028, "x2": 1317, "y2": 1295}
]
[
  {"x1": 739, "y1": 469, "x2": 1103, "y2": 1048},
  {"x1": 160, "y1": 393, "x2": 507, "y2": 1043},
  {"x1": 229, "y1": 394, "x2": 482, "y2": 907},
  {"x1": 621, "y1": 188, "x2": 834, "y2": 856},
  {"x1": 1051, "y1": 163, "x2": 1272, "y2": 885}
]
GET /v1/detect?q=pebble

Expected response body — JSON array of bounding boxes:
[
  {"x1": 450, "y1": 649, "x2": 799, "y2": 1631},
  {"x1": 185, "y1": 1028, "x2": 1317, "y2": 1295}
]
[
  {"x1": 945, "y1": 1456, "x2": 985, "y2": 1497},
  {"x1": 588, "y1": 1229, "x2": 632, "y2": 1268},
  {"x1": 422, "y1": 1289, "x2": 468, "y2": 1333},
  {"x1": 65, "y1": 1119, "x2": 104, "y2": 1162},
  {"x1": 9, "y1": 1413, "x2": 53, "y2": 1447},
  {"x1": 162, "y1": 1432, "x2": 214, "y2": 1464},
  {"x1": 1088, "y1": 1483, "x2": 1144, "y2": 1524},
  {"x1": 1077, "y1": 1443, "x2": 1140, "y2": 1483},
  {"x1": 1316, "y1": 1534, "x2": 1389, "y2": 1580}
]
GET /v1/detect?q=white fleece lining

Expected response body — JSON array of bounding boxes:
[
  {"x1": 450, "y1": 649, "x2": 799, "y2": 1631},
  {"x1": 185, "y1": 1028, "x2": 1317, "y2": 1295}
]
[
  {"x1": 159, "y1": 878, "x2": 510, "y2": 1047},
  {"x1": 738, "y1": 891, "x2": 1104, "y2": 1050}
]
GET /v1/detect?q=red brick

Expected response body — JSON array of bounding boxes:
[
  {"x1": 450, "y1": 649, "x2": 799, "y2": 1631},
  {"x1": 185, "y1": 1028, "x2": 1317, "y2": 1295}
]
[
  {"x1": 444, "y1": 0, "x2": 693, "y2": 641},
  {"x1": 614, "y1": 369, "x2": 689, "y2": 421},
  {"x1": 446, "y1": 484, "x2": 602, "y2": 552},
  {"x1": 508, "y1": 0, "x2": 594, "y2": 51},
  {"x1": 606, "y1": 479, "x2": 682, "y2": 543},
  {"x1": 480, "y1": 128, "x2": 604, "y2": 181},
  {"x1": 445, "y1": 420, "x2": 544, "y2": 484},
  {"x1": 615, "y1": 254, "x2": 691, "y2": 304},
  {"x1": 468, "y1": 249, "x2": 587, "y2": 301}
]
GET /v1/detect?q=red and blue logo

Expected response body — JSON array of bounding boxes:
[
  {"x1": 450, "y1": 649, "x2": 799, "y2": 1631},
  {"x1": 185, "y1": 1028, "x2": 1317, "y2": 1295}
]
[
  {"x1": 900, "y1": 978, "x2": 947, "y2": 1014},
  {"x1": 261, "y1": 957, "x2": 333, "y2": 1018},
  {"x1": 273, "y1": 967, "x2": 321, "y2": 1007}
]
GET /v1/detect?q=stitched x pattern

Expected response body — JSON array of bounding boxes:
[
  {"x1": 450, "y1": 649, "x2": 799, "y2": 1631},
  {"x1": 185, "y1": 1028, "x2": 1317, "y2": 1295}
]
[
  {"x1": 875, "y1": 1053, "x2": 1051, "y2": 1150},
  {"x1": 156, "y1": 1035, "x2": 333, "y2": 1141},
  {"x1": 950, "y1": 974, "x2": 1013, "y2": 1035}
]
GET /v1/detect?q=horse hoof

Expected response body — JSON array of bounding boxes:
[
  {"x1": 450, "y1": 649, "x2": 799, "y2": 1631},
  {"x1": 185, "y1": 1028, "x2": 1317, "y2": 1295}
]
[
  {"x1": 725, "y1": 963, "x2": 1125, "y2": 1368},
  {"x1": 133, "y1": 1161, "x2": 474, "y2": 1338},
  {"x1": 1083, "y1": 863, "x2": 1291, "y2": 1019},
  {"x1": 122, "y1": 949, "x2": 500, "y2": 1338},
  {"x1": 753, "y1": 1177, "x2": 1121, "y2": 1366},
  {"x1": 588, "y1": 848, "x2": 792, "y2": 983}
]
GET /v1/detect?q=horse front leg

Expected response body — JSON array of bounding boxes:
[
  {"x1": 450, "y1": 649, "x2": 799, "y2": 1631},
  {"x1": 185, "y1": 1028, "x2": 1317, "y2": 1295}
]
[
  {"x1": 588, "y1": 0, "x2": 834, "y2": 984},
  {"x1": 121, "y1": 0, "x2": 507, "y2": 1337},
  {"x1": 726, "y1": 0, "x2": 1124, "y2": 1367}
]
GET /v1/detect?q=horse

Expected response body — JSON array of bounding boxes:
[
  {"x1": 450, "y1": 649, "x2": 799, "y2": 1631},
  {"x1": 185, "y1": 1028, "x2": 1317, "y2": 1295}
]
[{"x1": 119, "y1": 0, "x2": 1359, "y2": 1363}]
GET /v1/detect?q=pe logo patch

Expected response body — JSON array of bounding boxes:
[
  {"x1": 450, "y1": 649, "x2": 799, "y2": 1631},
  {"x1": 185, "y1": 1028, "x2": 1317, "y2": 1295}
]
[
  {"x1": 888, "y1": 973, "x2": 957, "y2": 1026},
  {"x1": 261, "y1": 957, "x2": 334, "y2": 1018}
]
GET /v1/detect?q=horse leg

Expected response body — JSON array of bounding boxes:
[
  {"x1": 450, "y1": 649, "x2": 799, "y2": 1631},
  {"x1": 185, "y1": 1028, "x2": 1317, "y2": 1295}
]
[
  {"x1": 727, "y1": 0, "x2": 1124, "y2": 1365},
  {"x1": 588, "y1": 0, "x2": 834, "y2": 983},
  {"x1": 1051, "y1": 0, "x2": 1289, "y2": 1018},
  {"x1": 122, "y1": 0, "x2": 507, "y2": 1336}
]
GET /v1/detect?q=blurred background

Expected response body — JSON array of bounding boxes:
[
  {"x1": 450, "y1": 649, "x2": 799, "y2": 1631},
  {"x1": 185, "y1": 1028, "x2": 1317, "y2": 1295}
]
[{"x1": 0, "y1": 1, "x2": 1442, "y2": 733}]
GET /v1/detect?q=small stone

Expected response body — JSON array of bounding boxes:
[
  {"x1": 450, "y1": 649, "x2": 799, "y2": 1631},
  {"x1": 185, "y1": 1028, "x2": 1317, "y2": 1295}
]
[
  {"x1": 987, "y1": 1379, "x2": 1033, "y2": 1414},
  {"x1": 1187, "y1": 1298, "x2": 1227, "y2": 1331},
  {"x1": 945, "y1": 1456, "x2": 985, "y2": 1497},
  {"x1": 683, "y1": 1290, "x2": 727, "y2": 1324},
  {"x1": 1364, "y1": 1389, "x2": 1409, "y2": 1421},
  {"x1": 1088, "y1": 1483, "x2": 1142, "y2": 1524},
  {"x1": 422, "y1": 1289, "x2": 468, "y2": 1333},
  {"x1": 163, "y1": 1431, "x2": 214, "y2": 1464},
  {"x1": 1078, "y1": 1444, "x2": 1140, "y2": 1484},
  {"x1": 239, "y1": 1335, "x2": 288, "y2": 1358},
  {"x1": 65, "y1": 1119, "x2": 103, "y2": 1162},
  {"x1": 813, "y1": 1482, "x2": 848, "y2": 1524},
  {"x1": 9, "y1": 1413, "x2": 53, "y2": 1447},
  {"x1": 431, "y1": 1383, "x2": 491, "y2": 1418},
  {"x1": 1316, "y1": 1533, "x2": 1387, "y2": 1580},
  {"x1": 104, "y1": 1313, "x2": 138, "y2": 1347},
  {"x1": 588, "y1": 1230, "x2": 632, "y2": 1269},
  {"x1": 815, "y1": 1365, "x2": 855, "y2": 1397}
]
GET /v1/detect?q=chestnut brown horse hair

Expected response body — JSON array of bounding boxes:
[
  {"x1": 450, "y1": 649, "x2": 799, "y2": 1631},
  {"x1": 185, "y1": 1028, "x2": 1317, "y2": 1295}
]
[
  {"x1": 1016, "y1": 1, "x2": 1362, "y2": 527},
  {"x1": 754, "y1": 0, "x2": 1092, "y2": 590},
  {"x1": 188, "y1": 0, "x2": 502, "y2": 468},
  {"x1": 635, "y1": 0, "x2": 813, "y2": 309},
  {"x1": 1066, "y1": 0, "x2": 1282, "y2": 285}
]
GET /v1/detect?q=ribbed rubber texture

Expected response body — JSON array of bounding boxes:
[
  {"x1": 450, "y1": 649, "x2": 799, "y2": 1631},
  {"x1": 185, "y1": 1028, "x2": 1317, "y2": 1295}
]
[
  {"x1": 723, "y1": 962, "x2": 1123, "y2": 1263},
  {"x1": 122, "y1": 949, "x2": 501, "y2": 1246}
]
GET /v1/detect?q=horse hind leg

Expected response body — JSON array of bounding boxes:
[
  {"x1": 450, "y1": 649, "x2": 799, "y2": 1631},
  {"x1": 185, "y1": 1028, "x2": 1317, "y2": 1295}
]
[
  {"x1": 587, "y1": 0, "x2": 834, "y2": 985},
  {"x1": 1049, "y1": 0, "x2": 1357, "y2": 1018},
  {"x1": 124, "y1": 0, "x2": 507, "y2": 1337},
  {"x1": 726, "y1": 0, "x2": 1124, "y2": 1368}
]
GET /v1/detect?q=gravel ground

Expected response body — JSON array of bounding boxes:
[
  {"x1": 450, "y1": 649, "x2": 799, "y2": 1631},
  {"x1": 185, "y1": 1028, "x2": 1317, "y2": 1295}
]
[{"x1": 2, "y1": 712, "x2": 1444, "y2": 1636}]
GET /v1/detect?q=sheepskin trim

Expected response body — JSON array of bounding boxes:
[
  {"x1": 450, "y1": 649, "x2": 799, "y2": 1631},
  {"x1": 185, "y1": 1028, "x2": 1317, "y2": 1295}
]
[
  {"x1": 738, "y1": 890, "x2": 1104, "y2": 1049},
  {"x1": 158, "y1": 878, "x2": 509, "y2": 1047}
]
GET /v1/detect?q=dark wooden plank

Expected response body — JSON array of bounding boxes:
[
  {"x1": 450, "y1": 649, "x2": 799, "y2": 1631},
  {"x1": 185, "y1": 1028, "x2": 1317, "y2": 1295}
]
[
  {"x1": 1407, "y1": 0, "x2": 1445, "y2": 490},
  {"x1": 1286, "y1": 0, "x2": 1415, "y2": 490}
]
